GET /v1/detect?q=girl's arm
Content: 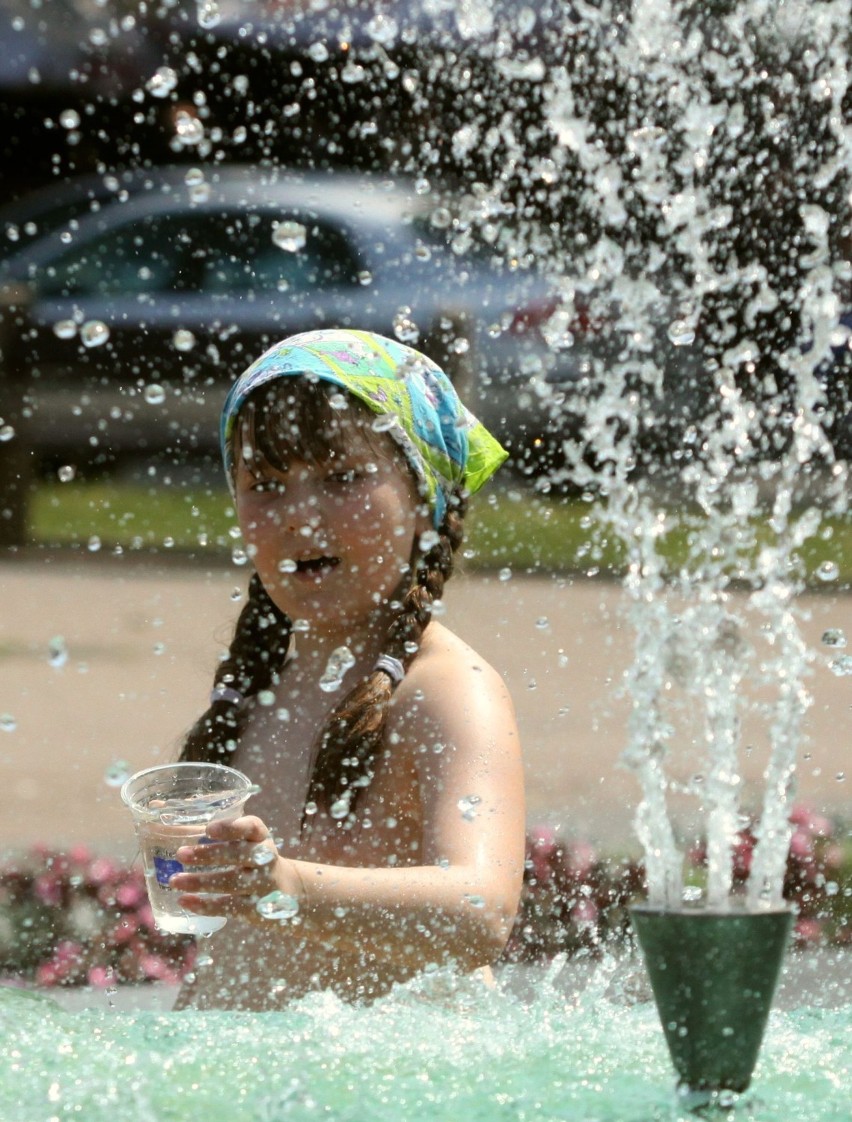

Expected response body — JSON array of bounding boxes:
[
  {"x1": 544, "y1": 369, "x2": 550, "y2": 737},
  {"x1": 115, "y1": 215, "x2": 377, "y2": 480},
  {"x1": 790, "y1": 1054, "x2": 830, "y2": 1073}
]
[{"x1": 171, "y1": 654, "x2": 525, "y2": 971}]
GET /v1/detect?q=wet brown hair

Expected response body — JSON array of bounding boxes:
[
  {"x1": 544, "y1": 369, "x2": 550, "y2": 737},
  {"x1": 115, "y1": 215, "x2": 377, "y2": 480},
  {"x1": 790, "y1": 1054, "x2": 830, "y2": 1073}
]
[{"x1": 180, "y1": 379, "x2": 467, "y2": 822}]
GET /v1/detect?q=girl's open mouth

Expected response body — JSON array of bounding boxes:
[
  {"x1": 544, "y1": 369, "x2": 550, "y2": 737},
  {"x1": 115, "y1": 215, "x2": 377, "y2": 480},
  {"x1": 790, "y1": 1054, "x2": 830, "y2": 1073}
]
[{"x1": 294, "y1": 556, "x2": 340, "y2": 578}]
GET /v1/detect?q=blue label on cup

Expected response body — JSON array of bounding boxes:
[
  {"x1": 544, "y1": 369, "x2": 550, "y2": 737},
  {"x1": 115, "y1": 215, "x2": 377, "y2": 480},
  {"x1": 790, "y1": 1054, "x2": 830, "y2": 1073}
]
[{"x1": 154, "y1": 856, "x2": 184, "y2": 886}]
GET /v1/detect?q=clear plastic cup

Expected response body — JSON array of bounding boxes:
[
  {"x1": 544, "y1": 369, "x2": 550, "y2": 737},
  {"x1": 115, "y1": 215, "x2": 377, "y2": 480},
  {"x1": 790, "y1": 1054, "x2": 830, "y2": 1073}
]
[{"x1": 121, "y1": 762, "x2": 254, "y2": 936}]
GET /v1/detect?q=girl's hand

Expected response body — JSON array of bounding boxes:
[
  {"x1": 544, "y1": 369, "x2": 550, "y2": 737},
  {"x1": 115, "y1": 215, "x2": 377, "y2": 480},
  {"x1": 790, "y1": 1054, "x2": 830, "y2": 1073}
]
[{"x1": 169, "y1": 815, "x2": 303, "y2": 926}]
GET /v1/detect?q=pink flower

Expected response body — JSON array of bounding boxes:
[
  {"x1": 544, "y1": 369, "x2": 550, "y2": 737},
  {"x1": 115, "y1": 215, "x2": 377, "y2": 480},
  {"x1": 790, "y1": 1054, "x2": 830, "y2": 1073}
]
[
  {"x1": 789, "y1": 805, "x2": 832, "y2": 837},
  {"x1": 35, "y1": 962, "x2": 61, "y2": 987},
  {"x1": 789, "y1": 829, "x2": 814, "y2": 862},
  {"x1": 86, "y1": 858, "x2": 119, "y2": 886},
  {"x1": 732, "y1": 834, "x2": 755, "y2": 878},
  {"x1": 87, "y1": 966, "x2": 115, "y2": 989},
  {"x1": 115, "y1": 881, "x2": 145, "y2": 909},
  {"x1": 33, "y1": 874, "x2": 64, "y2": 907},
  {"x1": 140, "y1": 954, "x2": 181, "y2": 983},
  {"x1": 569, "y1": 841, "x2": 597, "y2": 880},
  {"x1": 136, "y1": 902, "x2": 155, "y2": 930},
  {"x1": 794, "y1": 917, "x2": 823, "y2": 945},
  {"x1": 111, "y1": 916, "x2": 139, "y2": 944},
  {"x1": 570, "y1": 899, "x2": 599, "y2": 925}
]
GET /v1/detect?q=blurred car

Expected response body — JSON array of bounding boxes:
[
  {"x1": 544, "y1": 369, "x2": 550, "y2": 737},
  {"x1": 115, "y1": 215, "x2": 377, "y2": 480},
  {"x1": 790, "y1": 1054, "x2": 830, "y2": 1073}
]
[{"x1": 0, "y1": 165, "x2": 601, "y2": 481}]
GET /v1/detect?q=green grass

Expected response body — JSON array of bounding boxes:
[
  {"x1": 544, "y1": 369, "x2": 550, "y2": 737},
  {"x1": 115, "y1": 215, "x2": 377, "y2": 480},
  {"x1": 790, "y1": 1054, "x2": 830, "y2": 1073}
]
[{"x1": 25, "y1": 477, "x2": 852, "y2": 586}]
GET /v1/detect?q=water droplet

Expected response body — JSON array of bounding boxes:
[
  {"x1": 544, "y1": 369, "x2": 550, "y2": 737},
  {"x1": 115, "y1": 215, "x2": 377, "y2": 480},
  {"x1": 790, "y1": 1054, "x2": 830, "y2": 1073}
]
[
  {"x1": 816, "y1": 561, "x2": 839, "y2": 583},
  {"x1": 319, "y1": 646, "x2": 356, "y2": 693},
  {"x1": 419, "y1": 530, "x2": 440, "y2": 552},
  {"x1": 371, "y1": 413, "x2": 398, "y2": 433},
  {"x1": 145, "y1": 66, "x2": 178, "y2": 98},
  {"x1": 272, "y1": 220, "x2": 307, "y2": 253},
  {"x1": 173, "y1": 329, "x2": 196, "y2": 352},
  {"x1": 456, "y1": 0, "x2": 494, "y2": 39},
  {"x1": 499, "y1": 567, "x2": 513, "y2": 581},
  {"x1": 197, "y1": 0, "x2": 220, "y2": 29},
  {"x1": 535, "y1": 617, "x2": 550, "y2": 630},
  {"x1": 257, "y1": 689, "x2": 275, "y2": 706},
  {"x1": 0, "y1": 714, "x2": 17, "y2": 733},
  {"x1": 144, "y1": 383, "x2": 166, "y2": 405},
  {"x1": 0, "y1": 425, "x2": 15, "y2": 442},
  {"x1": 87, "y1": 535, "x2": 101, "y2": 552},
  {"x1": 184, "y1": 167, "x2": 205, "y2": 187},
  {"x1": 104, "y1": 760, "x2": 131, "y2": 787},
  {"x1": 341, "y1": 61, "x2": 366, "y2": 84},
  {"x1": 277, "y1": 558, "x2": 297, "y2": 573},
  {"x1": 358, "y1": 270, "x2": 373, "y2": 286},
  {"x1": 231, "y1": 546, "x2": 248, "y2": 566},
  {"x1": 304, "y1": 800, "x2": 318, "y2": 816},
  {"x1": 80, "y1": 321, "x2": 109, "y2": 348},
  {"x1": 829, "y1": 655, "x2": 852, "y2": 676},
  {"x1": 53, "y1": 319, "x2": 77, "y2": 340},
  {"x1": 57, "y1": 464, "x2": 76, "y2": 483},
  {"x1": 48, "y1": 636, "x2": 68, "y2": 669},
  {"x1": 59, "y1": 108, "x2": 81, "y2": 130},
  {"x1": 293, "y1": 619, "x2": 310, "y2": 633},
  {"x1": 153, "y1": 642, "x2": 166, "y2": 656},
  {"x1": 329, "y1": 794, "x2": 353, "y2": 820},
  {"x1": 464, "y1": 894, "x2": 486, "y2": 908},
  {"x1": 255, "y1": 890, "x2": 299, "y2": 920},
  {"x1": 393, "y1": 307, "x2": 420, "y2": 343},
  {"x1": 365, "y1": 13, "x2": 398, "y2": 44},
  {"x1": 667, "y1": 320, "x2": 696, "y2": 346},
  {"x1": 821, "y1": 628, "x2": 847, "y2": 648},
  {"x1": 307, "y1": 41, "x2": 329, "y2": 63},
  {"x1": 457, "y1": 795, "x2": 481, "y2": 821},
  {"x1": 251, "y1": 844, "x2": 276, "y2": 866},
  {"x1": 174, "y1": 110, "x2": 204, "y2": 146}
]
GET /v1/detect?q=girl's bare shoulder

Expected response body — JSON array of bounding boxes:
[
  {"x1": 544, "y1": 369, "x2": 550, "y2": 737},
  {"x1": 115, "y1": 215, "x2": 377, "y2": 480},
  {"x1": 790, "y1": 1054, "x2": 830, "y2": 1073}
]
[{"x1": 389, "y1": 622, "x2": 516, "y2": 742}]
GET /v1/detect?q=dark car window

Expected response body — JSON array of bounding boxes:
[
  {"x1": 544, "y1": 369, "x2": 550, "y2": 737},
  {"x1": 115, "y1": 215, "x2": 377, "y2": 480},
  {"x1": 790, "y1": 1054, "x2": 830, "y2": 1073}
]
[
  {"x1": 34, "y1": 214, "x2": 197, "y2": 298},
  {"x1": 32, "y1": 210, "x2": 362, "y2": 299},
  {"x1": 197, "y1": 214, "x2": 362, "y2": 295}
]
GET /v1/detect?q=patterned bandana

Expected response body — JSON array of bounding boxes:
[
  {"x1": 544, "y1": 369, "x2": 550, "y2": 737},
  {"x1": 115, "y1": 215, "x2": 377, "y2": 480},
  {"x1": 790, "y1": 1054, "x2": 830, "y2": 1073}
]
[{"x1": 221, "y1": 329, "x2": 508, "y2": 527}]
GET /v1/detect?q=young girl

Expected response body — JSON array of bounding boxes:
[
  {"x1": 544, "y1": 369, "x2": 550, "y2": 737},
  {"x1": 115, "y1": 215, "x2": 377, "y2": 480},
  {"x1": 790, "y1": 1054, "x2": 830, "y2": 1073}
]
[{"x1": 171, "y1": 328, "x2": 525, "y2": 1009}]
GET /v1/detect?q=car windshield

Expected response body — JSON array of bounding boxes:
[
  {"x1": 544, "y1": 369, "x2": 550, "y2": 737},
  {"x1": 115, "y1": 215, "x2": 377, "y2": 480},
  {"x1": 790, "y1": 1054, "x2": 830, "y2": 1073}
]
[{"x1": 32, "y1": 211, "x2": 363, "y2": 298}]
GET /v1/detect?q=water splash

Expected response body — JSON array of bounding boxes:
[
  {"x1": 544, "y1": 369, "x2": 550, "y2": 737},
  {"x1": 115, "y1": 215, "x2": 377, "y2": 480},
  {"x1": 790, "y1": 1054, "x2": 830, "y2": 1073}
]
[{"x1": 319, "y1": 647, "x2": 356, "y2": 693}]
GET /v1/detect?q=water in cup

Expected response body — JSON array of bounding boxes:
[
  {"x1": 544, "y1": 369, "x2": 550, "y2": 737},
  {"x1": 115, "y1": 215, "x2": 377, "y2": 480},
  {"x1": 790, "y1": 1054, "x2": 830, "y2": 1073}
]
[{"x1": 121, "y1": 764, "x2": 254, "y2": 937}]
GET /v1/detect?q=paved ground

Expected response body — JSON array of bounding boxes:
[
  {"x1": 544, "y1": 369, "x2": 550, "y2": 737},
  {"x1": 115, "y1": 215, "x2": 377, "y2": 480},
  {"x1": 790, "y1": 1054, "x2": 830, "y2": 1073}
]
[{"x1": 1, "y1": 550, "x2": 850, "y2": 858}]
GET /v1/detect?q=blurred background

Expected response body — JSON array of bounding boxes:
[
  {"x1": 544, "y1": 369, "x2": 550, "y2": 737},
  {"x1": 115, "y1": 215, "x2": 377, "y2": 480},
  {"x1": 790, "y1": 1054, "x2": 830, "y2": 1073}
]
[{"x1": 0, "y1": 0, "x2": 850, "y2": 859}]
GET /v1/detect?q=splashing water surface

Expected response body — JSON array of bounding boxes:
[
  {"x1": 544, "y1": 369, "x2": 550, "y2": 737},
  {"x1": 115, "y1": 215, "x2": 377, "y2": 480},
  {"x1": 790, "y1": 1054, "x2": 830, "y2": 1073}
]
[{"x1": 1, "y1": 968, "x2": 849, "y2": 1122}]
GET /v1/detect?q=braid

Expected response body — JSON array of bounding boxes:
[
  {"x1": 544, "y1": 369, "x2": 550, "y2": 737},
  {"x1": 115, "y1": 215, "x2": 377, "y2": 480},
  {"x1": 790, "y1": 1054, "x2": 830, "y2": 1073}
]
[
  {"x1": 180, "y1": 573, "x2": 291, "y2": 763},
  {"x1": 305, "y1": 489, "x2": 468, "y2": 819}
]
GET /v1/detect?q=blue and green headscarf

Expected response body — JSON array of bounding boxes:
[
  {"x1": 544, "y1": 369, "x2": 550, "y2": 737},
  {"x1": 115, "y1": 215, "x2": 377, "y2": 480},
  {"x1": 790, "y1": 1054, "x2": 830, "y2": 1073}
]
[{"x1": 221, "y1": 329, "x2": 507, "y2": 527}]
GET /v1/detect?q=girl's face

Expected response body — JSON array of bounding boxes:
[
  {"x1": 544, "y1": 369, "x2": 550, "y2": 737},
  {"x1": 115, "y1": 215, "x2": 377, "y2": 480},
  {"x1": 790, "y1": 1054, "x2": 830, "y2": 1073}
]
[{"x1": 234, "y1": 392, "x2": 428, "y2": 634}]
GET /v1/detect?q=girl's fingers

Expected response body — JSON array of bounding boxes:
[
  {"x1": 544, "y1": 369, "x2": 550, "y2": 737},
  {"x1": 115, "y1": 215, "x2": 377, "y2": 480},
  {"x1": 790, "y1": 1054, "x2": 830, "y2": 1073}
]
[
  {"x1": 176, "y1": 892, "x2": 237, "y2": 916},
  {"x1": 175, "y1": 840, "x2": 272, "y2": 866},
  {"x1": 169, "y1": 867, "x2": 270, "y2": 895},
  {"x1": 204, "y1": 815, "x2": 270, "y2": 844}
]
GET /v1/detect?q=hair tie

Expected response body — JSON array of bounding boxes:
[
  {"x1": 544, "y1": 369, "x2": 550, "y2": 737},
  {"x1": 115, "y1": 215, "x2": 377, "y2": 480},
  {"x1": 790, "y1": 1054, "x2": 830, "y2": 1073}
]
[
  {"x1": 210, "y1": 686, "x2": 244, "y2": 705},
  {"x1": 374, "y1": 654, "x2": 405, "y2": 685}
]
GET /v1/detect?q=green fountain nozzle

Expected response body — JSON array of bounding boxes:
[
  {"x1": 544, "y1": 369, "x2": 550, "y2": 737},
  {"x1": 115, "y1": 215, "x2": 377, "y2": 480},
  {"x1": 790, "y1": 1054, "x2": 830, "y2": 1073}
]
[{"x1": 630, "y1": 904, "x2": 793, "y2": 1107}]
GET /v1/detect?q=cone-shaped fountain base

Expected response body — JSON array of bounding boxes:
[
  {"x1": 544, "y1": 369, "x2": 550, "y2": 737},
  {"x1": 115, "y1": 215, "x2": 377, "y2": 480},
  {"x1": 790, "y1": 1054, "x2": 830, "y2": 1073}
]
[{"x1": 630, "y1": 904, "x2": 793, "y2": 1100}]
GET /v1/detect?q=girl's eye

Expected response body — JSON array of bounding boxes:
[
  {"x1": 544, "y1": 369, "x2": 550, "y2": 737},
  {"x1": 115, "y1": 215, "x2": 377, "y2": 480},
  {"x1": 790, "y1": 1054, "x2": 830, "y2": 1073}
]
[
  {"x1": 326, "y1": 469, "x2": 360, "y2": 484},
  {"x1": 251, "y1": 479, "x2": 286, "y2": 494}
]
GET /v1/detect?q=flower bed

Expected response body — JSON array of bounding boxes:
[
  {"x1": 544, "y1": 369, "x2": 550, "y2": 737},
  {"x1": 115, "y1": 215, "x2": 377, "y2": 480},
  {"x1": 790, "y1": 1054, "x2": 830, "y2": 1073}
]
[
  {"x1": 503, "y1": 806, "x2": 852, "y2": 963},
  {"x1": 1, "y1": 807, "x2": 849, "y2": 988}
]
